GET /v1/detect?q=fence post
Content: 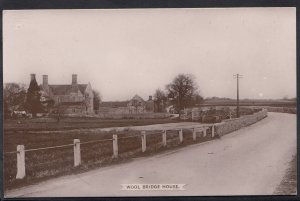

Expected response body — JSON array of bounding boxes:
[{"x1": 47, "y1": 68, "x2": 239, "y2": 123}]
[
  {"x1": 74, "y1": 139, "x2": 81, "y2": 167},
  {"x1": 192, "y1": 128, "x2": 196, "y2": 141},
  {"x1": 203, "y1": 127, "x2": 207, "y2": 137},
  {"x1": 179, "y1": 129, "x2": 183, "y2": 143},
  {"x1": 141, "y1": 131, "x2": 146, "y2": 152},
  {"x1": 16, "y1": 145, "x2": 25, "y2": 179},
  {"x1": 112, "y1": 135, "x2": 118, "y2": 158},
  {"x1": 211, "y1": 125, "x2": 215, "y2": 138},
  {"x1": 162, "y1": 130, "x2": 167, "y2": 147}
]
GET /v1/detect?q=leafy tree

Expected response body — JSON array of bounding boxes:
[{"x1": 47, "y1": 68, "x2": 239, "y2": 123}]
[
  {"x1": 26, "y1": 78, "x2": 43, "y2": 117},
  {"x1": 153, "y1": 89, "x2": 167, "y2": 112},
  {"x1": 3, "y1": 83, "x2": 27, "y2": 118},
  {"x1": 166, "y1": 74, "x2": 202, "y2": 114},
  {"x1": 93, "y1": 90, "x2": 102, "y2": 113}
]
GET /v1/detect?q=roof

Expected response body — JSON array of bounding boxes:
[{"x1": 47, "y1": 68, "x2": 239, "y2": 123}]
[
  {"x1": 127, "y1": 95, "x2": 146, "y2": 106},
  {"x1": 130, "y1": 95, "x2": 145, "y2": 102},
  {"x1": 40, "y1": 84, "x2": 88, "y2": 95}
]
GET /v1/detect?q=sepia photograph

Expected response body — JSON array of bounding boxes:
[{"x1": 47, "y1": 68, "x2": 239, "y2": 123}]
[{"x1": 3, "y1": 7, "x2": 296, "y2": 197}]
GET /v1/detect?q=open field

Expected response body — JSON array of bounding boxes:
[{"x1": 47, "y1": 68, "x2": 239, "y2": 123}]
[{"x1": 4, "y1": 117, "x2": 181, "y2": 131}]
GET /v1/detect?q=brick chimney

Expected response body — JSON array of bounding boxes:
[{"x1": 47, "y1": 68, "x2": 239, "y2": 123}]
[
  {"x1": 43, "y1": 75, "x2": 48, "y2": 86},
  {"x1": 72, "y1": 74, "x2": 77, "y2": 85},
  {"x1": 30, "y1": 74, "x2": 36, "y2": 81}
]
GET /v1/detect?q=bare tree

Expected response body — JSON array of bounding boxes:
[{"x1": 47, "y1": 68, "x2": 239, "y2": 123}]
[{"x1": 166, "y1": 74, "x2": 202, "y2": 115}]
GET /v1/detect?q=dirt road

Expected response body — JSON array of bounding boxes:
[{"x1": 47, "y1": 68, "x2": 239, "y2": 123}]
[{"x1": 6, "y1": 112, "x2": 296, "y2": 197}]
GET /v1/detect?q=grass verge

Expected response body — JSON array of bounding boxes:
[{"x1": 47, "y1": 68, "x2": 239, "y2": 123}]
[{"x1": 273, "y1": 155, "x2": 297, "y2": 195}]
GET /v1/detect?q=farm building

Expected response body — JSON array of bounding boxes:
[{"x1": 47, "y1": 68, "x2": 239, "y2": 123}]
[
  {"x1": 98, "y1": 95, "x2": 154, "y2": 115},
  {"x1": 35, "y1": 74, "x2": 94, "y2": 114}
]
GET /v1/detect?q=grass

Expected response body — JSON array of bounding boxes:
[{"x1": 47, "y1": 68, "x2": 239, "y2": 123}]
[
  {"x1": 273, "y1": 155, "x2": 297, "y2": 195},
  {"x1": 4, "y1": 127, "x2": 214, "y2": 191},
  {"x1": 4, "y1": 117, "x2": 181, "y2": 131}
]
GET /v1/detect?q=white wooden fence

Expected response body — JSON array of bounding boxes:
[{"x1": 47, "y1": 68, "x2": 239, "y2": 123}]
[{"x1": 5, "y1": 126, "x2": 211, "y2": 180}]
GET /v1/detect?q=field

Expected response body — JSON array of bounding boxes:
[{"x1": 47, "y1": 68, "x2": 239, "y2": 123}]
[
  {"x1": 4, "y1": 116, "x2": 181, "y2": 131},
  {"x1": 4, "y1": 117, "x2": 213, "y2": 191}
]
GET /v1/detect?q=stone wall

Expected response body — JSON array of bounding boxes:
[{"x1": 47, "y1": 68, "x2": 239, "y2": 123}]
[
  {"x1": 214, "y1": 109, "x2": 268, "y2": 136},
  {"x1": 181, "y1": 106, "x2": 231, "y2": 121},
  {"x1": 244, "y1": 106, "x2": 296, "y2": 114},
  {"x1": 262, "y1": 106, "x2": 296, "y2": 114}
]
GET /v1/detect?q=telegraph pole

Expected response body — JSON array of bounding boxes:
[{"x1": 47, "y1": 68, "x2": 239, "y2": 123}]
[{"x1": 233, "y1": 74, "x2": 243, "y2": 118}]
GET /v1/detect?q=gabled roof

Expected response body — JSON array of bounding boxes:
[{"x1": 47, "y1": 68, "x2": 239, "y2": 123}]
[
  {"x1": 40, "y1": 84, "x2": 88, "y2": 96},
  {"x1": 48, "y1": 85, "x2": 71, "y2": 95},
  {"x1": 78, "y1": 84, "x2": 88, "y2": 94},
  {"x1": 127, "y1": 95, "x2": 146, "y2": 106},
  {"x1": 130, "y1": 95, "x2": 145, "y2": 102}
]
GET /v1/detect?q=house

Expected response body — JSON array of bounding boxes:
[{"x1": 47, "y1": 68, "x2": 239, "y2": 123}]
[
  {"x1": 34, "y1": 74, "x2": 94, "y2": 114},
  {"x1": 127, "y1": 95, "x2": 154, "y2": 113}
]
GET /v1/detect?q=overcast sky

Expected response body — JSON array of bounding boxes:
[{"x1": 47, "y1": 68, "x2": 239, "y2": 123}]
[{"x1": 3, "y1": 8, "x2": 296, "y2": 101}]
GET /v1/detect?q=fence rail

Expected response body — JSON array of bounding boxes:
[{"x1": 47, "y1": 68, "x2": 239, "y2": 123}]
[
  {"x1": 25, "y1": 144, "x2": 74, "y2": 152},
  {"x1": 80, "y1": 138, "x2": 113, "y2": 145},
  {"x1": 5, "y1": 125, "x2": 211, "y2": 180}
]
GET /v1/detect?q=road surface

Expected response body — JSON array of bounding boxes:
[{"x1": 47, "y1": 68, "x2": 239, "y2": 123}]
[{"x1": 6, "y1": 112, "x2": 296, "y2": 197}]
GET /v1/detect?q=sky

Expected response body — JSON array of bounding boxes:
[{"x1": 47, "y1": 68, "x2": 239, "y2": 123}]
[{"x1": 3, "y1": 8, "x2": 296, "y2": 101}]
